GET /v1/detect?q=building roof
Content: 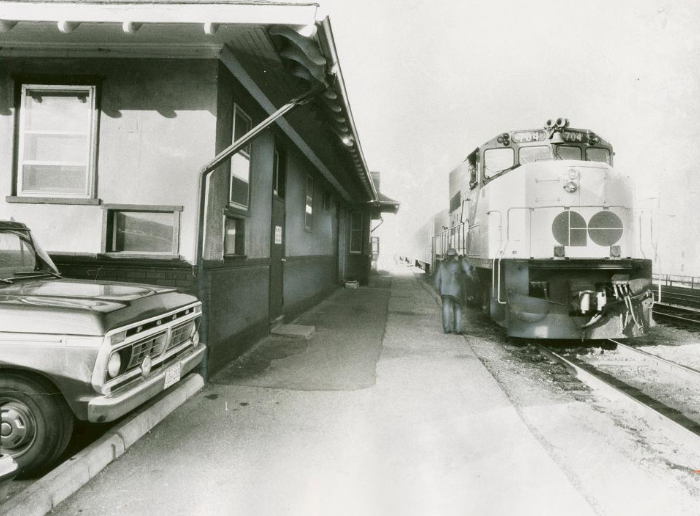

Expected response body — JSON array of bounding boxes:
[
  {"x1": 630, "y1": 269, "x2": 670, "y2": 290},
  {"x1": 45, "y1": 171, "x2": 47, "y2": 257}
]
[{"x1": 0, "y1": 1, "x2": 383, "y2": 204}]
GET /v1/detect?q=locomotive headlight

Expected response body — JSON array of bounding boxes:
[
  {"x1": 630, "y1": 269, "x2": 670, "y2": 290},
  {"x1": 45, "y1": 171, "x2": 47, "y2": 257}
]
[
  {"x1": 563, "y1": 181, "x2": 578, "y2": 193},
  {"x1": 568, "y1": 168, "x2": 580, "y2": 180}
]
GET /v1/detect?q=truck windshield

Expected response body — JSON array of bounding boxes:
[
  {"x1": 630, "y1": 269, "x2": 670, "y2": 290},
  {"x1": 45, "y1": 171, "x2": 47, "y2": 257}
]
[{"x1": 0, "y1": 230, "x2": 59, "y2": 281}]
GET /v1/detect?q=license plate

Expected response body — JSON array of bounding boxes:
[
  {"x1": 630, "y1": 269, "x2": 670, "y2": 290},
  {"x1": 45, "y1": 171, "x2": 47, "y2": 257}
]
[{"x1": 164, "y1": 363, "x2": 181, "y2": 389}]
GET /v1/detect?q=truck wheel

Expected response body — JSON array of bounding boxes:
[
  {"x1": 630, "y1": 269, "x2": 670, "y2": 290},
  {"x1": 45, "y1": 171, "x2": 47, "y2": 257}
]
[{"x1": 0, "y1": 374, "x2": 74, "y2": 477}]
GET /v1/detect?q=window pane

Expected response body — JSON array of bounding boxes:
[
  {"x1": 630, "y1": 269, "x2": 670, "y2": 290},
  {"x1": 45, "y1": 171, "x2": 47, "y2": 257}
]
[
  {"x1": 224, "y1": 218, "x2": 244, "y2": 256},
  {"x1": 113, "y1": 212, "x2": 174, "y2": 253},
  {"x1": 351, "y1": 212, "x2": 363, "y2": 231},
  {"x1": 484, "y1": 148, "x2": 514, "y2": 178},
  {"x1": 231, "y1": 154, "x2": 250, "y2": 182},
  {"x1": 234, "y1": 111, "x2": 251, "y2": 141},
  {"x1": 519, "y1": 146, "x2": 552, "y2": 165},
  {"x1": 233, "y1": 107, "x2": 251, "y2": 155},
  {"x1": 23, "y1": 133, "x2": 87, "y2": 163},
  {"x1": 24, "y1": 89, "x2": 90, "y2": 133},
  {"x1": 556, "y1": 146, "x2": 582, "y2": 160},
  {"x1": 230, "y1": 175, "x2": 249, "y2": 208},
  {"x1": 22, "y1": 164, "x2": 87, "y2": 194},
  {"x1": 586, "y1": 148, "x2": 610, "y2": 164},
  {"x1": 230, "y1": 153, "x2": 250, "y2": 209}
]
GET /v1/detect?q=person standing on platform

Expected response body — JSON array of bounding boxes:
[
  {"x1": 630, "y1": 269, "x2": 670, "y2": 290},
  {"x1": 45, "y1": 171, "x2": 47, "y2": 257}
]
[{"x1": 434, "y1": 248, "x2": 470, "y2": 334}]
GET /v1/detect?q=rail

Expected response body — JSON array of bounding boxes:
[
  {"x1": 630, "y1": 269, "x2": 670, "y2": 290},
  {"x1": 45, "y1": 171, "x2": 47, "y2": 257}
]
[{"x1": 537, "y1": 342, "x2": 700, "y2": 442}]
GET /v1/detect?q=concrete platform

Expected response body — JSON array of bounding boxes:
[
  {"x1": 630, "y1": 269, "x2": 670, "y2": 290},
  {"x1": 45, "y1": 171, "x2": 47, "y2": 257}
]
[
  {"x1": 46, "y1": 268, "x2": 604, "y2": 516},
  {"x1": 270, "y1": 323, "x2": 315, "y2": 340}
]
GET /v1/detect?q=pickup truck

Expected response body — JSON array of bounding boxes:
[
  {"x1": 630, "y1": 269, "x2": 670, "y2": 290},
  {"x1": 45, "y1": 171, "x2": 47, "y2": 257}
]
[{"x1": 0, "y1": 221, "x2": 205, "y2": 476}]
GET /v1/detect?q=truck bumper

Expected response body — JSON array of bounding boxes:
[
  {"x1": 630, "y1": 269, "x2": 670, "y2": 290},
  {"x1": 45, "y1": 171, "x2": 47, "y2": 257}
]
[{"x1": 87, "y1": 344, "x2": 206, "y2": 423}]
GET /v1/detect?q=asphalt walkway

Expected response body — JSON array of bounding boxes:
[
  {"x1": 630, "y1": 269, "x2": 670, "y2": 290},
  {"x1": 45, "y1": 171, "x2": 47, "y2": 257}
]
[{"x1": 50, "y1": 268, "x2": 595, "y2": 516}]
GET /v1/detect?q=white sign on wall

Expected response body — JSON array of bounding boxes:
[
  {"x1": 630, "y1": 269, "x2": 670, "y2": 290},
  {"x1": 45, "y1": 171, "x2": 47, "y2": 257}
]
[{"x1": 274, "y1": 225, "x2": 283, "y2": 245}]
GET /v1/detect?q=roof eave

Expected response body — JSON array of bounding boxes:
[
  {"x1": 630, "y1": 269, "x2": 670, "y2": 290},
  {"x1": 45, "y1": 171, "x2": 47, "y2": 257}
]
[{"x1": 316, "y1": 16, "x2": 377, "y2": 202}]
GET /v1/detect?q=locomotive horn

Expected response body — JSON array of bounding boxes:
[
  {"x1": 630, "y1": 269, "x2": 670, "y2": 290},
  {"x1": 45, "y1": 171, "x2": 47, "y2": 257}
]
[
  {"x1": 545, "y1": 119, "x2": 554, "y2": 129},
  {"x1": 555, "y1": 118, "x2": 566, "y2": 128}
]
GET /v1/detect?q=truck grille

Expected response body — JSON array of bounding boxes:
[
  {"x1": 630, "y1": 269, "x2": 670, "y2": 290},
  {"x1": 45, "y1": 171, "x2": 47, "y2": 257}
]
[
  {"x1": 120, "y1": 317, "x2": 198, "y2": 374},
  {"x1": 167, "y1": 321, "x2": 196, "y2": 352},
  {"x1": 126, "y1": 333, "x2": 168, "y2": 370}
]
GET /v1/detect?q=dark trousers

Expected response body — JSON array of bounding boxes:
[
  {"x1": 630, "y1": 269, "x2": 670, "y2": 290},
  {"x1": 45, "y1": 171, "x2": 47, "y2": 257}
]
[{"x1": 441, "y1": 295, "x2": 462, "y2": 334}]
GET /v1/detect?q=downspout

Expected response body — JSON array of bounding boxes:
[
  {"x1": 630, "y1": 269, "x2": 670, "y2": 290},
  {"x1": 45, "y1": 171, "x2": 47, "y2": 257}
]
[
  {"x1": 194, "y1": 85, "x2": 325, "y2": 379},
  {"x1": 371, "y1": 215, "x2": 384, "y2": 233}
]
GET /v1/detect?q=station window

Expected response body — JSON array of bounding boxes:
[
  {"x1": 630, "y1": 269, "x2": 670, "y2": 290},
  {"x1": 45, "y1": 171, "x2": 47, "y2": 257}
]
[
  {"x1": 102, "y1": 205, "x2": 181, "y2": 256},
  {"x1": 224, "y1": 216, "x2": 245, "y2": 257},
  {"x1": 350, "y1": 211, "x2": 363, "y2": 253},
  {"x1": 16, "y1": 84, "x2": 98, "y2": 198},
  {"x1": 305, "y1": 174, "x2": 314, "y2": 230},
  {"x1": 273, "y1": 149, "x2": 285, "y2": 198},
  {"x1": 229, "y1": 104, "x2": 252, "y2": 210}
]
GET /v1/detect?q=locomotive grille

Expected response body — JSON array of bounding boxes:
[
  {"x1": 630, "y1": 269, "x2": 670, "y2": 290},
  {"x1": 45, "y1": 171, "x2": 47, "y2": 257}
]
[
  {"x1": 552, "y1": 210, "x2": 623, "y2": 247},
  {"x1": 588, "y1": 211, "x2": 623, "y2": 246},
  {"x1": 552, "y1": 211, "x2": 587, "y2": 246}
]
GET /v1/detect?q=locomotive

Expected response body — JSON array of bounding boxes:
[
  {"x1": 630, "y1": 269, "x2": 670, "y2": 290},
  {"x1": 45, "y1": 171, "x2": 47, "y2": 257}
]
[{"x1": 433, "y1": 118, "x2": 653, "y2": 340}]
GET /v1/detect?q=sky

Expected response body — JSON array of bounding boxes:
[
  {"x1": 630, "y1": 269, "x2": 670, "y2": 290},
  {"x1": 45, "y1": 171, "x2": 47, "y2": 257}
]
[{"x1": 315, "y1": 0, "x2": 700, "y2": 267}]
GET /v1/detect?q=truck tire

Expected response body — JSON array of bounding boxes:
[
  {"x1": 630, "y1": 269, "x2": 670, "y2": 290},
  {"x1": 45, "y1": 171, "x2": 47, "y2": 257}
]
[{"x1": 0, "y1": 374, "x2": 74, "y2": 477}]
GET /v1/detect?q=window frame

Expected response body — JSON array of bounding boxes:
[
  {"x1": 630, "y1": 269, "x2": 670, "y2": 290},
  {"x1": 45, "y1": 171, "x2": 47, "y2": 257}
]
[
  {"x1": 585, "y1": 147, "x2": 611, "y2": 164},
  {"x1": 223, "y1": 215, "x2": 246, "y2": 258},
  {"x1": 483, "y1": 147, "x2": 515, "y2": 180},
  {"x1": 101, "y1": 204, "x2": 182, "y2": 258},
  {"x1": 304, "y1": 173, "x2": 314, "y2": 231},
  {"x1": 350, "y1": 211, "x2": 363, "y2": 254},
  {"x1": 272, "y1": 148, "x2": 285, "y2": 199},
  {"x1": 229, "y1": 103, "x2": 253, "y2": 211},
  {"x1": 16, "y1": 83, "x2": 99, "y2": 199}
]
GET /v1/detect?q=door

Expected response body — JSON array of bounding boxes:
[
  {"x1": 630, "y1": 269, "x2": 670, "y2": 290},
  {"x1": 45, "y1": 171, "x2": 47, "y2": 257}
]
[{"x1": 270, "y1": 195, "x2": 285, "y2": 322}]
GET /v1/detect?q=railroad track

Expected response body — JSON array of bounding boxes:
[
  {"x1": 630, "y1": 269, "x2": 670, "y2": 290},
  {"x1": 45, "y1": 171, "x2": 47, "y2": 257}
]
[
  {"x1": 653, "y1": 301, "x2": 700, "y2": 329},
  {"x1": 654, "y1": 284, "x2": 700, "y2": 310},
  {"x1": 537, "y1": 340, "x2": 700, "y2": 440}
]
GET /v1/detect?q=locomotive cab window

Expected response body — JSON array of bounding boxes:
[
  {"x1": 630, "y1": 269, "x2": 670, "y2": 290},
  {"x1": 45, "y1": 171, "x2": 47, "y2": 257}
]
[
  {"x1": 484, "y1": 148, "x2": 514, "y2": 179},
  {"x1": 586, "y1": 148, "x2": 611, "y2": 164},
  {"x1": 519, "y1": 145, "x2": 552, "y2": 164},
  {"x1": 467, "y1": 151, "x2": 479, "y2": 189},
  {"x1": 554, "y1": 145, "x2": 582, "y2": 160}
]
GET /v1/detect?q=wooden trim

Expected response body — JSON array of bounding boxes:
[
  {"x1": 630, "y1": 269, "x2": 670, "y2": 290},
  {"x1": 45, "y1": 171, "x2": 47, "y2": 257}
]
[
  {"x1": 5, "y1": 196, "x2": 101, "y2": 205},
  {"x1": 101, "y1": 204, "x2": 183, "y2": 212},
  {"x1": 202, "y1": 257, "x2": 269, "y2": 270},
  {"x1": 223, "y1": 205, "x2": 249, "y2": 218},
  {"x1": 284, "y1": 254, "x2": 334, "y2": 263},
  {"x1": 50, "y1": 252, "x2": 192, "y2": 268},
  {"x1": 97, "y1": 252, "x2": 182, "y2": 261}
]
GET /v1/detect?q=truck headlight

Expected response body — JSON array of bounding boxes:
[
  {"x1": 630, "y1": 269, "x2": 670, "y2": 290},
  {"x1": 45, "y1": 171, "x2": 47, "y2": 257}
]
[
  {"x1": 192, "y1": 331, "x2": 200, "y2": 348},
  {"x1": 107, "y1": 353, "x2": 122, "y2": 379}
]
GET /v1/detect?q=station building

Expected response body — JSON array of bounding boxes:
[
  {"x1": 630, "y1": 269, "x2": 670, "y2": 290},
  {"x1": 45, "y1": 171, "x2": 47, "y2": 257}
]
[{"x1": 0, "y1": 1, "x2": 399, "y2": 374}]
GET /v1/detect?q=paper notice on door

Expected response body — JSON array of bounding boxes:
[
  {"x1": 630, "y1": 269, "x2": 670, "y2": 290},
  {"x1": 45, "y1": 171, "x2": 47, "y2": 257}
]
[{"x1": 275, "y1": 225, "x2": 283, "y2": 244}]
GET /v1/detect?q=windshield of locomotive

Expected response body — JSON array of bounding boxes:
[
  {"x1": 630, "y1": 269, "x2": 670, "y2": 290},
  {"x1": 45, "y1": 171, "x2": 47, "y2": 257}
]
[
  {"x1": 586, "y1": 148, "x2": 611, "y2": 164},
  {"x1": 519, "y1": 146, "x2": 552, "y2": 164}
]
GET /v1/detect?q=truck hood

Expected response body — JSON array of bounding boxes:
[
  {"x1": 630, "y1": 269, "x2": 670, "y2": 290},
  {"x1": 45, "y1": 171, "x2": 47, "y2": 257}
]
[{"x1": 0, "y1": 279, "x2": 198, "y2": 336}]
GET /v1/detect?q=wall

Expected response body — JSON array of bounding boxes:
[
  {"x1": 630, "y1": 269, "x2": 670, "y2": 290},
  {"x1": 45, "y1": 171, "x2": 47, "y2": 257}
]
[{"x1": 0, "y1": 57, "x2": 218, "y2": 262}]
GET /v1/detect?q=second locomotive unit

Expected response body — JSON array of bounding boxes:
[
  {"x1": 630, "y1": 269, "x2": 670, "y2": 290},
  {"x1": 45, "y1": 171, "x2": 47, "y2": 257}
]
[{"x1": 438, "y1": 118, "x2": 653, "y2": 340}]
